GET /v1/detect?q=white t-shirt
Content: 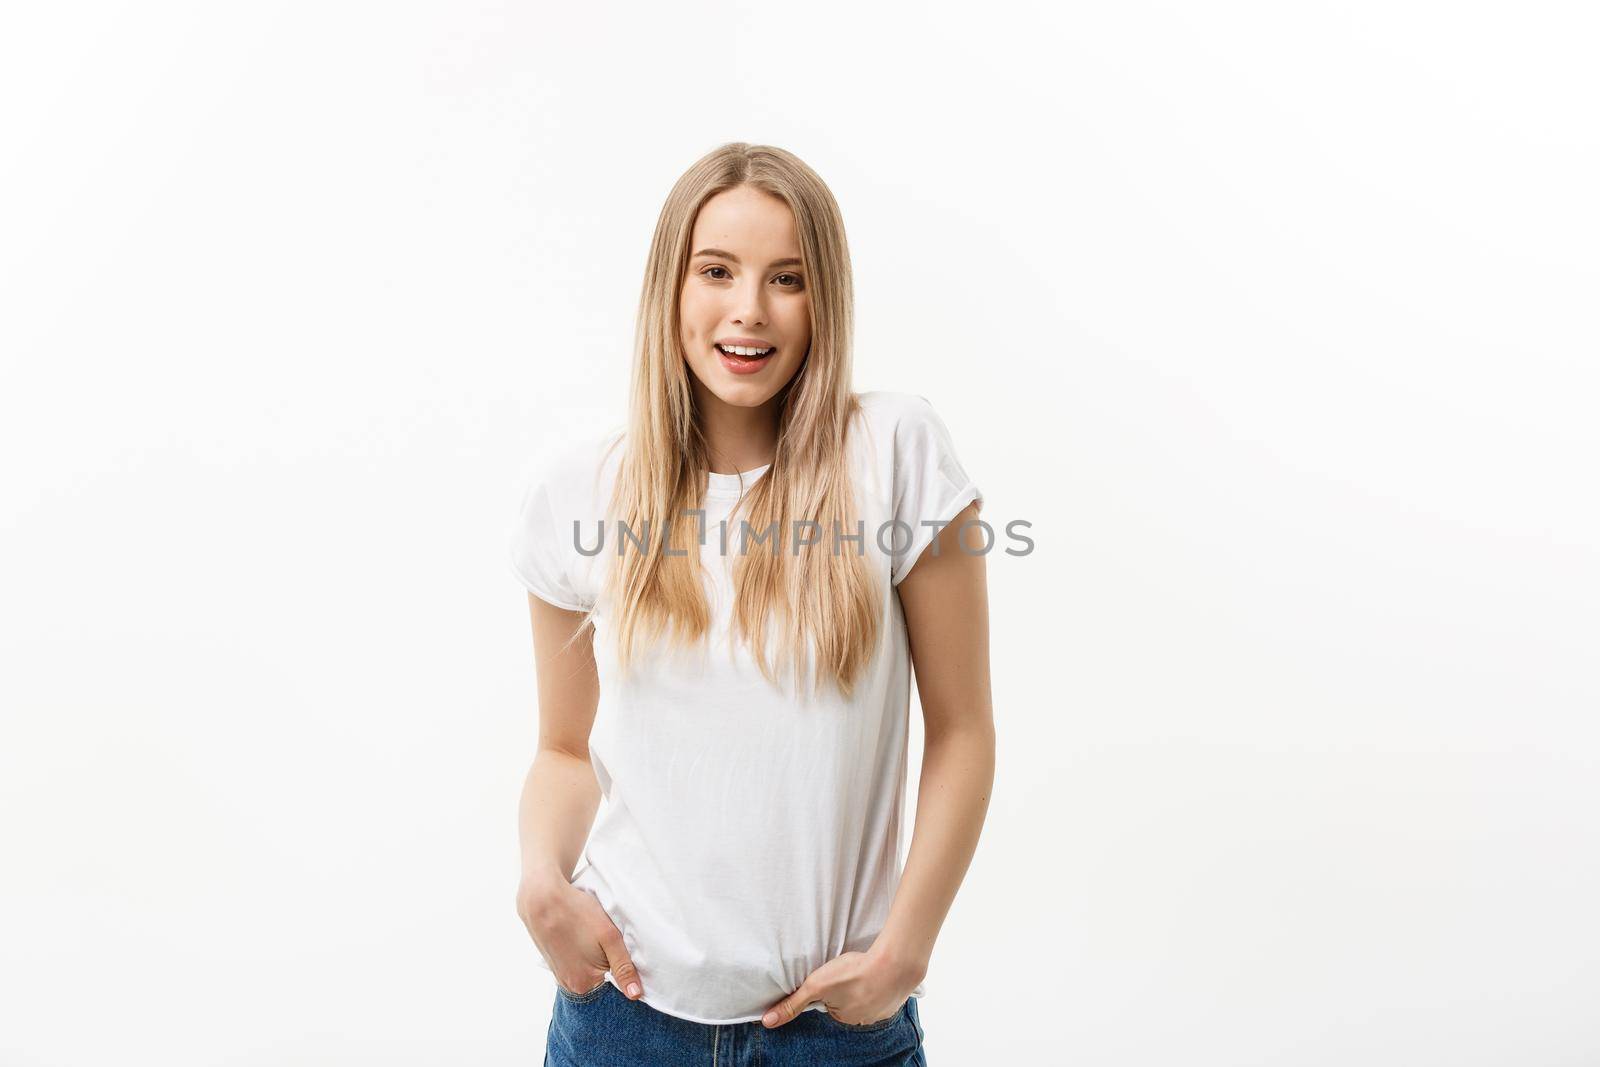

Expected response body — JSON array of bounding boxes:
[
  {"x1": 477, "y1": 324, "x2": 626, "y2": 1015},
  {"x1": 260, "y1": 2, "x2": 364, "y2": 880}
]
[{"x1": 507, "y1": 390, "x2": 982, "y2": 1025}]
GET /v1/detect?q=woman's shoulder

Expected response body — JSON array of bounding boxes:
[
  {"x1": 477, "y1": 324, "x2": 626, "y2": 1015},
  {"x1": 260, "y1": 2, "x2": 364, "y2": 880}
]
[
  {"x1": 852, "y1": 390, "x2": 962, "y2": 446},
  {"x1": 854, "y1": 389, "x2": 939, "y2": 420},
  {"x1": 520, "y1": 424, "x2": 626, "y2": 506}
]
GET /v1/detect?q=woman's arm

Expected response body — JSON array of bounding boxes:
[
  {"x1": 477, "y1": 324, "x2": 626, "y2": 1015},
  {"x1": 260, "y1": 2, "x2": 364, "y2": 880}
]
[
  {"x1": 516, "y1": 594, "x2": 602, "y2": 890},
  {"x1": 872, "y1": 499, "x2": 996, "y2": 984},
  {"x1": 513, "y1": 594, "x2": 648, "y2": 1000}
]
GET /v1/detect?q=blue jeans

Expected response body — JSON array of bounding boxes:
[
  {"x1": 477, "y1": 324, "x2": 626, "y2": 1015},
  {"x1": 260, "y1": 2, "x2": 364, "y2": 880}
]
[{"x1": 544, "y1": 979, "x2": 928, "y2": 1066}]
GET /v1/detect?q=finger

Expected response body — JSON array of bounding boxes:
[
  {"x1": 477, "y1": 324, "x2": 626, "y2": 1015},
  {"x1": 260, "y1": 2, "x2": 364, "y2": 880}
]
[
  {"x1": 598, "y1": 927, "x2": 644, "y2": 999},
  {"x1": 762, "y1": 982, "x2": 817, "y2": 1029}
]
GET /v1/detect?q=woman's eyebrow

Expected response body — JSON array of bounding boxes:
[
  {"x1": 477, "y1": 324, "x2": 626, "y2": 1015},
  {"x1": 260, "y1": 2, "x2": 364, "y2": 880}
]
[{"x1": 691, "y1": 248, "x2": 803, "y2": 269}]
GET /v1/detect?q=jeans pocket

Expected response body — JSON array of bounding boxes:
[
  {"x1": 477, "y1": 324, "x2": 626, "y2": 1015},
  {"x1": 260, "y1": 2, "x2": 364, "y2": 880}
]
[
  {"x1": 820, "y1": 998, "x2": 907, "y2": 1032},
  {"x1": 556, "y1": 977, "x2": 610, "y2": 1004}
]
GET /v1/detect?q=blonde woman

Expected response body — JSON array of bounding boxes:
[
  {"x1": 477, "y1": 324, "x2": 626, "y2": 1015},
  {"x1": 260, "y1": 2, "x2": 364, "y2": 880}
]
[{"x1": 510, "y1": 142, "x2": 993, "y2": 1066}]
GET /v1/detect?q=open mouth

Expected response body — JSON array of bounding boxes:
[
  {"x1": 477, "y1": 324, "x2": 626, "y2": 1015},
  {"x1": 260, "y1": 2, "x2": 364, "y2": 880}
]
[
  {"x1": 714, "y1": 343, "x2": 776, "y2": 372},
  {"x1": 714, "y1": 343, "x2": 776, "y2": 361}
]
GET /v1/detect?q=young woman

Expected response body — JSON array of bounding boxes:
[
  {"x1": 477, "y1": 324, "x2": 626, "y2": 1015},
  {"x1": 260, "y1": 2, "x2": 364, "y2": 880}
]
[{"x1": 509, "y1": 142, "x2": 994, "y2": 1066}]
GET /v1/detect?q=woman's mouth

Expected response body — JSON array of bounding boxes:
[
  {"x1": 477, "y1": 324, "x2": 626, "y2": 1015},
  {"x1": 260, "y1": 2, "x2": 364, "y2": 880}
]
[{"x1": 715, "y1": 342, "x2": 775, "y2": 374}]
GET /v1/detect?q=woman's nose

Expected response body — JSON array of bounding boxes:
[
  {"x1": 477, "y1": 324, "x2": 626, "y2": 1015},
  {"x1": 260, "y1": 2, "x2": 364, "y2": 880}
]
[{"x1": 731, "y1": 279, "x2": 768, "y2": 326}]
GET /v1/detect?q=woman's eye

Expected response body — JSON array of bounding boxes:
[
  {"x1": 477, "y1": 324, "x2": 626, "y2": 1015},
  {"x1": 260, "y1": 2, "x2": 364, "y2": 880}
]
[{"x1": 701, "y1": 266, "x2": 800, "y2": 287}]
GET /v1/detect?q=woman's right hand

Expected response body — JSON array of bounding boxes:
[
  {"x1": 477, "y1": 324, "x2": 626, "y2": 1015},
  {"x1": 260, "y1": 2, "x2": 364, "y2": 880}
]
[{"x1": 516, "y1": 874, "x2": 645, "y2": 1000}]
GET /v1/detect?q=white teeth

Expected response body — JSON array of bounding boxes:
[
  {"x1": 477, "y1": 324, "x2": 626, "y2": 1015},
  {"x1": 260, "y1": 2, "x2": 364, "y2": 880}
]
[{"x1": 718, "y1": 344, "x2": 774, "y2": 357}]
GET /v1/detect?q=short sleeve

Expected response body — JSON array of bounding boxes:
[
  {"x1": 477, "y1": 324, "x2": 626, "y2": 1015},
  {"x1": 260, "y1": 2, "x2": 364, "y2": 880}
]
[
  {"x1": 890, "y1": 395, "x2": 984, "y2": 586},
  {"x1": 508, "y1": 450, "x2": 593, "y2": 613}
]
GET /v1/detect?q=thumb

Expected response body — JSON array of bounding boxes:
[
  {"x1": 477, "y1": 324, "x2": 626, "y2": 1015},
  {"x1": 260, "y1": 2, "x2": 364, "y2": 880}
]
[
  {"x1": 599, "y1": 927, "x2": 644, "y2": 999},
  {"x1": 762, "y1": 981, "x2": 818, "y2": 1029}
]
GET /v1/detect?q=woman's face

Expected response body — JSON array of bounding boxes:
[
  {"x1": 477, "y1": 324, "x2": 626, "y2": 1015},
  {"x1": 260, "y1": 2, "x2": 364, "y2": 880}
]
[{"x1": 678, "y1": 184, "x2": 811, "y2": 410}]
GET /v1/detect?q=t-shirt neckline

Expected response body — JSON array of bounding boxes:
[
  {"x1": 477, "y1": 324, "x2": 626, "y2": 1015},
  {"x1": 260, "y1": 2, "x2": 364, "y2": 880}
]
[{"x1": 703, "y1": 463, "x2": 771, "y2": 499}]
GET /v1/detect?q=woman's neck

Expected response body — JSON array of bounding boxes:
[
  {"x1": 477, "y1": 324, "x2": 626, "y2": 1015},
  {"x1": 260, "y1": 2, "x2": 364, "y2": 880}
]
[{"x1": 692, "y1": 381, "x2": 780, "y2": 474}]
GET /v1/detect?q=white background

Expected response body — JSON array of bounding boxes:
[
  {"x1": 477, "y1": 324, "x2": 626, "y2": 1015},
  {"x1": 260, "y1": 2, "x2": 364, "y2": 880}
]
[{"x1": 3, "y1": 2, "x2": 1596, "y2": 1064}]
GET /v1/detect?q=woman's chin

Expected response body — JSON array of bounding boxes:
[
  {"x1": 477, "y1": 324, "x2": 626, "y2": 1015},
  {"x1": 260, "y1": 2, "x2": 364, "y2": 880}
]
[{"x1": 689, "y1": 362, "x2": 797, "y2": 407}]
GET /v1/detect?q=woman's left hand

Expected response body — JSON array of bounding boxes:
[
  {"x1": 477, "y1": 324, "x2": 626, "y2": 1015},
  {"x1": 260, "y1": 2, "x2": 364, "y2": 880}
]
[{"x1": 760, "y1": 945, "x2": 923, "y2": 1029}]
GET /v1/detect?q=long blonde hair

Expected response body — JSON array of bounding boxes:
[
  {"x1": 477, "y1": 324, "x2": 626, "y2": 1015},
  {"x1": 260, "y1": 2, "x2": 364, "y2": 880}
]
[{"x1": 588, "y1": 142, "x2": 882, "y2": 699}]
